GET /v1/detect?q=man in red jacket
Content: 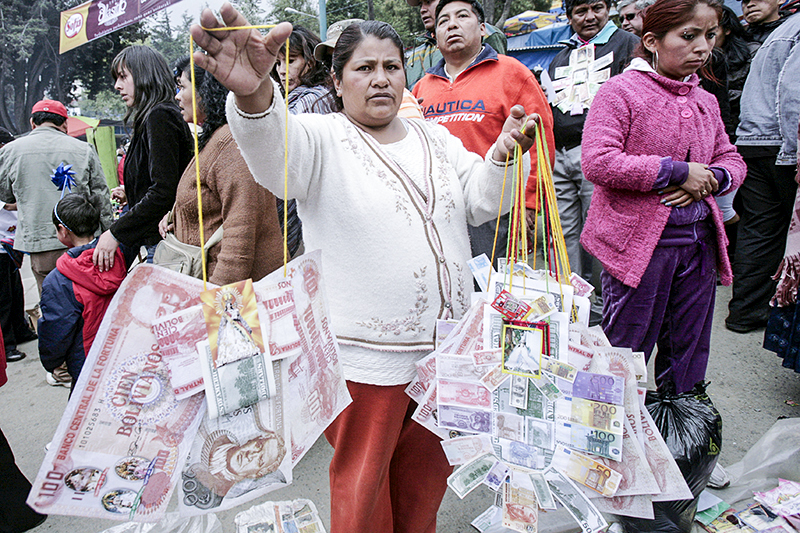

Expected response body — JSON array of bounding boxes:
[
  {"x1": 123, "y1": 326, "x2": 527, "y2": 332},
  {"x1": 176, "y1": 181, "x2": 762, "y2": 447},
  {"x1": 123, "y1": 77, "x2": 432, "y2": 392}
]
[{"x1": 412, "y1": 0, "x2": 554, "y2": 267}]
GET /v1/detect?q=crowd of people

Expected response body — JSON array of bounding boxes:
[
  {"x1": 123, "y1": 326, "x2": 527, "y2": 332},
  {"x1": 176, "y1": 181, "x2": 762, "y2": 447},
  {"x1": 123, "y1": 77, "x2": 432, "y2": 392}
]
[{"x1": 0, "y1": 0, "x2": 798, "y2": 529}]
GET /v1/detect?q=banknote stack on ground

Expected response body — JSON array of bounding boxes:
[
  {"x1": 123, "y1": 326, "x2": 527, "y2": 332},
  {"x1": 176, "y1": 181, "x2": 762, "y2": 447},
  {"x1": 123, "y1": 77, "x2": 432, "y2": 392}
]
[
  {"x1": 406, "y1": 258, "x2": 695, "y2": 533},
  {"x1": 24, "y1": 251, "x2": 351, "y2": 523}
]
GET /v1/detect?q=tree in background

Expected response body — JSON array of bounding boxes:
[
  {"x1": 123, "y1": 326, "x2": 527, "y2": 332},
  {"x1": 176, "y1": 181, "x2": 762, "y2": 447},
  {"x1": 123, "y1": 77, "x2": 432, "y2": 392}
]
[
  {"x1": 149, "y1": 9, "x2": 195, "y2": 66},
  {"x1": 0, "y1": 0, "x2": 145, "y2": 134}
]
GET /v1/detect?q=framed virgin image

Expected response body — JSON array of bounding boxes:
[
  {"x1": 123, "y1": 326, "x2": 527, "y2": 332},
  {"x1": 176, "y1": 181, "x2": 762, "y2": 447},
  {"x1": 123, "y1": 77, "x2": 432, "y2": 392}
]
[{"x1": 501, "y1": 322, "x2": 549, "y2": 378}]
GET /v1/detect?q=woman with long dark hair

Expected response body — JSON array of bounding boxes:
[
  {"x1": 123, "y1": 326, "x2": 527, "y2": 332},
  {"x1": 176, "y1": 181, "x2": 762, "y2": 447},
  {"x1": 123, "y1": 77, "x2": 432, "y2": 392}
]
[
  {"x1": 157, "y1": 57, "x2": 283, "y2": 285},
  {"x1": 270, "y1": 25, "x2": 335, "y2": 114},
  {"x1": 580, "y1": 0, "x2": 746, "y2": 393},
  {"x1": 93, "y1": 45, "x2": 193, "y2": 270}
]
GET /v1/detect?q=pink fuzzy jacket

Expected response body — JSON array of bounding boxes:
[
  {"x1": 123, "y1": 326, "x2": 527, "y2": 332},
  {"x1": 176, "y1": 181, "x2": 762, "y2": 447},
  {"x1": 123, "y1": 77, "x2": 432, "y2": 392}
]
[{"x1": 580, "y1": 69, "x2": 746, "y2": 289}]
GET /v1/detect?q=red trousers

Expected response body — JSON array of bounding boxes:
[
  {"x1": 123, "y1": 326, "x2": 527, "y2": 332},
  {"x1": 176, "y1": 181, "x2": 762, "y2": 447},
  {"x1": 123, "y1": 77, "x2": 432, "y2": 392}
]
[{"x1": 324, "y1": 381, "x2": 453, "y2": 533}]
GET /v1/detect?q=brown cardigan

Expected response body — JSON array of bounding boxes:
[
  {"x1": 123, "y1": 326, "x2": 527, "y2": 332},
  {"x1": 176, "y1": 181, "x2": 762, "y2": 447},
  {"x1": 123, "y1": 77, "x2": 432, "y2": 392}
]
[{"x1": 173, "y1": 125, "x2": 283, "y2": 285}]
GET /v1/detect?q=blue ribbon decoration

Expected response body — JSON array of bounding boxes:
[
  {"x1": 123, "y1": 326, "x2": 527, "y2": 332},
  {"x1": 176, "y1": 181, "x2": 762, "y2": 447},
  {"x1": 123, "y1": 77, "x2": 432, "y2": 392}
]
[{"x1": 50, "y1": 162, "x2": 76, "y2": 198}]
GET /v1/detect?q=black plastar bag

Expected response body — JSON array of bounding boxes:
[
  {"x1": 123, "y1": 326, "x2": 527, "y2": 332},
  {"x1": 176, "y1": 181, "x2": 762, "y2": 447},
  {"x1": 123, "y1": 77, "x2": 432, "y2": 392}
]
[{"x1": 620, "y1": 381, "x2": 723, "y2": 533}]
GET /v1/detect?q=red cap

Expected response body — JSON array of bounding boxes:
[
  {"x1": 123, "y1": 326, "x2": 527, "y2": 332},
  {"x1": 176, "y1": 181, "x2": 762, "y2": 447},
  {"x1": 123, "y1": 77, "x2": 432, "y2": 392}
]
[{"x1": 31, "y1": 99, "x2": 68, "y2": 119}]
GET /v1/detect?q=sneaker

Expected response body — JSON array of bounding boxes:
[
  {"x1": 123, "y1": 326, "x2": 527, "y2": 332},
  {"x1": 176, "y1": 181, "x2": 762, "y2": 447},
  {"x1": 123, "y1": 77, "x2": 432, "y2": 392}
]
[
  {"x1": 46, "y1": 372, "x2": 71, "y2": 388},
  {"x1": 708, "y1": 462, "x2": 731, "y2": 489},
  {"x1": 6, "y1": 348, "x2": 26, "y2": 362}
]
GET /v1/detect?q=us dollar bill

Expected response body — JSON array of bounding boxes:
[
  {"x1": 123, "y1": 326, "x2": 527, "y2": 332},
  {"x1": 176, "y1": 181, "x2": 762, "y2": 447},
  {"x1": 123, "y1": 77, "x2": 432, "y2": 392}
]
[
  {"x1": 447, "y1": 453, "x2": 496, "y2": 499},
  {"x1": 197, "y1": 340, "x2": 276, "y2": 420},
  {"x1": 530, "y1": 472, "x2": 557, "y2": 510}
]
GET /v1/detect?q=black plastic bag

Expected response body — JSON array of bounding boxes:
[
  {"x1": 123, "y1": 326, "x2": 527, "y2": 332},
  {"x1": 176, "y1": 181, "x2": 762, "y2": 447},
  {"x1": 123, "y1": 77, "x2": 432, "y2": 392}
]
[{"x1": 620, "y1": 381, "x2": 723, "y2": 533}]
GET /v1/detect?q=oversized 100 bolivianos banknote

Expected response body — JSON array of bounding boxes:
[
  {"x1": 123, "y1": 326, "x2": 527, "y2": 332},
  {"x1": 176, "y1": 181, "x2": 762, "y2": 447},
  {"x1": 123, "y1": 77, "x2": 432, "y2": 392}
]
[
  {"x1": 28, "y1": 251, "x2": 351, "y2": 521},
  {"x1": 257, "y1": 251, "x2": 351, "y2": 466},
  {"x1": 27, "y1": 265, "x2": 208, "y2": 522}
]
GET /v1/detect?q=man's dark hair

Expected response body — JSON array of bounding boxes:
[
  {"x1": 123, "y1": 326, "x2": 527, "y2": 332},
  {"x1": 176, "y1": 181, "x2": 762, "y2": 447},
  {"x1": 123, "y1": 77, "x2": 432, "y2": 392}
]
[
  {"x1": 435, "y1": 0, "x2": 486, "y2": 24},
  {"x1": 0, "y1": 127, "x2": 14, "y2": 145},
  {"x1": 565, "y1": 0, "x2": 610, "y2": 17},
  {"x1": 31, "y1": 111, "x2": 67, "y2": 127},
  {"x1": 52, "y1": 193, "x2": 104, "y2": 238}
]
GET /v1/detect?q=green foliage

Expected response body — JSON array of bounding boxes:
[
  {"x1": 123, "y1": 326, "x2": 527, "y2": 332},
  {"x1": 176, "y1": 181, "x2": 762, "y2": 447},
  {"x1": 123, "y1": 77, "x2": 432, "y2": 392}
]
[
  {"x1": 0, "y1": 0, "x2": 145, "y2": 133},
  {"x1": 233, "y1": 0, "x2": 266, "y2": 25},
  {"x1": 371, "y1": 0, "x2": 424, "y2": 48},
  {"x1": 148, "y1": 10, "x2": 194, "y2": 66},
  {"x1": 511, "y1": 0, "x2": 554, "y2": 17},
  {"x1": 266, "y1": 0, "x2": 320, "y2": 27},
  {"x1": 77, "y1": 89, "x2": 128, "y2": 121}
]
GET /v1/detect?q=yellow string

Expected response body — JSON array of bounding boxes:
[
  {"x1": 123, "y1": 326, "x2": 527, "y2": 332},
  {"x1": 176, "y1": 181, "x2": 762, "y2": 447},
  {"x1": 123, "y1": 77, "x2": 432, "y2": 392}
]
[
  {"x1": 188, "y1": 24, "x2": 292, "y2": 288},
  {"x1": 282, "y1": 39, "x2": 290, "y2": 277},
  {"x1": 493, "y1": 121, "x2": 529, "y2": 294},
  {"x1": 530, "y1": 121, "x2": 578, "y2": 321},
  {"x1": 487, "y1": 151, "x2": 511, "y2": 292},
  {"x1": 188, "y1": 36, "x2": 207, "y2": 290}
]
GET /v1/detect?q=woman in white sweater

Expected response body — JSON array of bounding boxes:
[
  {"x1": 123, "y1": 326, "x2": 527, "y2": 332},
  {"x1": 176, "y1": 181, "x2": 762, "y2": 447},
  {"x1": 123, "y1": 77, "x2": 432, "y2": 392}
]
[{"x1": 191, "y1": 7, "x2": 539, "y2": 532}]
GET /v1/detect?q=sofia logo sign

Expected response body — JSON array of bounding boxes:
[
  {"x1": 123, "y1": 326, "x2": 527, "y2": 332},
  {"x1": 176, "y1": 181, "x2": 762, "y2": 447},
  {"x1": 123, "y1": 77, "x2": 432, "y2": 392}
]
[
  {"x1": 59, "y1": 0, "x2": 180, "y2": 54},
  {"x1": 64, "y1": 12, "x2": 83, "y2": 39}
]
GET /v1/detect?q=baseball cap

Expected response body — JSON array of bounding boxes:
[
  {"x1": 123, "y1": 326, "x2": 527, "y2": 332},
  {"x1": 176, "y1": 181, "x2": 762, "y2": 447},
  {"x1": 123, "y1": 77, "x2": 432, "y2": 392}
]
[
  {"x1": 406, "y1": 0, "x2": 422, "y2": 6},
  {"x1": 313, "y1": 19, "x2": 365, "y2": 62},
  {"x1": 31, "y1": 99, "x2": 68, "y2": 119}
]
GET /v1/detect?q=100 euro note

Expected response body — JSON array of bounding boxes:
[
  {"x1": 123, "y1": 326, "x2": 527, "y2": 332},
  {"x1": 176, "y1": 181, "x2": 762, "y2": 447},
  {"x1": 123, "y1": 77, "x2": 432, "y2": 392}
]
[
  {"x1": 581, "y1": 416, "x2": 660, "y2": 500},
  {"x1": 179, "y1": 359, "x2": 292, "y2": 516},
  {"x1": 27, "y1": 265, "x2": 208, "y2": 522},
  {"x1": 589, "y1": 347, "x2": 643, "y2": 450},
  {"x1": 254, "y1": 251, "x2": 351, "y2": 466}
]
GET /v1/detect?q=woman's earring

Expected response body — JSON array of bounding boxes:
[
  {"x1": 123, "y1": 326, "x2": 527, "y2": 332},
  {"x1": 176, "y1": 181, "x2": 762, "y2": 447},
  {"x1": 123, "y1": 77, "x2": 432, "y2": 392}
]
[{"x1": 651, "y1": 50, "x2": 659, "y2": 72}]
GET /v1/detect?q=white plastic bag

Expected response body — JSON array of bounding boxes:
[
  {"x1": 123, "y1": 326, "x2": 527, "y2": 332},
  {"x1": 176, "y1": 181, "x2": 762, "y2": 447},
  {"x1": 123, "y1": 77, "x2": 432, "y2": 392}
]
[
  {"x1": 96, "y1": 512, "x2": 222, "y2": 533},
  {"x1": 708, "y1": 417, "x2": 800, "y2": 505}
]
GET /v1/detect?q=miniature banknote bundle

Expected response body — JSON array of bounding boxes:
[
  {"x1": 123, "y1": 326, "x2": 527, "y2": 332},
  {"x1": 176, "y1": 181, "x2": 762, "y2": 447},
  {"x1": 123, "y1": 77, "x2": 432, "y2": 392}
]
[
  {"x1": 408, "y1": 258, "x2": 693, "y2": 533},
  {"x1": 27, "y1": 251, "x2": 351, "y2": 522}
]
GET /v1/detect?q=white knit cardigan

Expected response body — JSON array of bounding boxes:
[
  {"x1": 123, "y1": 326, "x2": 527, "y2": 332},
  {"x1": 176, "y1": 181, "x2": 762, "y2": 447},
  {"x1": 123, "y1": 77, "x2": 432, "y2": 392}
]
[{"x1": 227, "y1": 86, "x2": 524, "y2": 384}]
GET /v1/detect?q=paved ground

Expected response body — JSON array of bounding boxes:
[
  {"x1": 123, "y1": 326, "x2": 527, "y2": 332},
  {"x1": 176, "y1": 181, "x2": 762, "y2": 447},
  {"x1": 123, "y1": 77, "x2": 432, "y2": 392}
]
[{"x1": 1, "y1": 257, "x2": 799, "y2": 532}]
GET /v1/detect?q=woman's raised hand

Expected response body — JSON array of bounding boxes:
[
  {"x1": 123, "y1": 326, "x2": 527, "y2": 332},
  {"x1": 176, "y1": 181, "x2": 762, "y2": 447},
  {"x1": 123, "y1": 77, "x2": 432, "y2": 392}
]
[
  {"x1": 492, "y1": 106, "x2": 540, "y2": 162},
  {"x1": 190, "y1": 3, "x2": 292, "y2": 113}
]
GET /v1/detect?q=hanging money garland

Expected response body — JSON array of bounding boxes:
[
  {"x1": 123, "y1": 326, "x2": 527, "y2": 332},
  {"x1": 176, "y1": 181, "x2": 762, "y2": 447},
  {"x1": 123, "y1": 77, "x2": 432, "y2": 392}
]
[
  {"x1": 408, "y1": 122, "x2": 696, "y2": 532},
  {"x1": 550, "y1": 43, "x2": 612, "y2": 116}
]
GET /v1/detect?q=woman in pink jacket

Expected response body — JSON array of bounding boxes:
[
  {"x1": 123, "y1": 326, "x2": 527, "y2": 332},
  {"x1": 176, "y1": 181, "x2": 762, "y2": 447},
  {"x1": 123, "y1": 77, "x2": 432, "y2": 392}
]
[{"x1": 580, "y1": 0, "x2": 746, "y2": 393}]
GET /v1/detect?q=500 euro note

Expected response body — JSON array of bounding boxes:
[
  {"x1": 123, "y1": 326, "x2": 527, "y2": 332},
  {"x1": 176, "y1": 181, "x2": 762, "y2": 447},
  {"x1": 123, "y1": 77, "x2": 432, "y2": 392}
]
[
  {"x1": 254, "y1": 251, "x2": 351, "y2": 466},
  {"x1": 27, "y1": 265, "x2": 208, "y2": 522}
]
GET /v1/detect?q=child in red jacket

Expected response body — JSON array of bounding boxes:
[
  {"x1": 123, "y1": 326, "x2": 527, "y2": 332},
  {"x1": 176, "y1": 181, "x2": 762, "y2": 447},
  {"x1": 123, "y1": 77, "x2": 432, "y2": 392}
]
[{"x1": 38, "y1": 194, "x2": 127, "y2": 394}]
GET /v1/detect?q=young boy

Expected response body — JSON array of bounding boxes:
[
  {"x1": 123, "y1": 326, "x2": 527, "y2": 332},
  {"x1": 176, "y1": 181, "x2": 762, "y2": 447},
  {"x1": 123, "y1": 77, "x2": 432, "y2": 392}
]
[{"x1": 38, "y1": 193, "x2": 126, "y2": 393}]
